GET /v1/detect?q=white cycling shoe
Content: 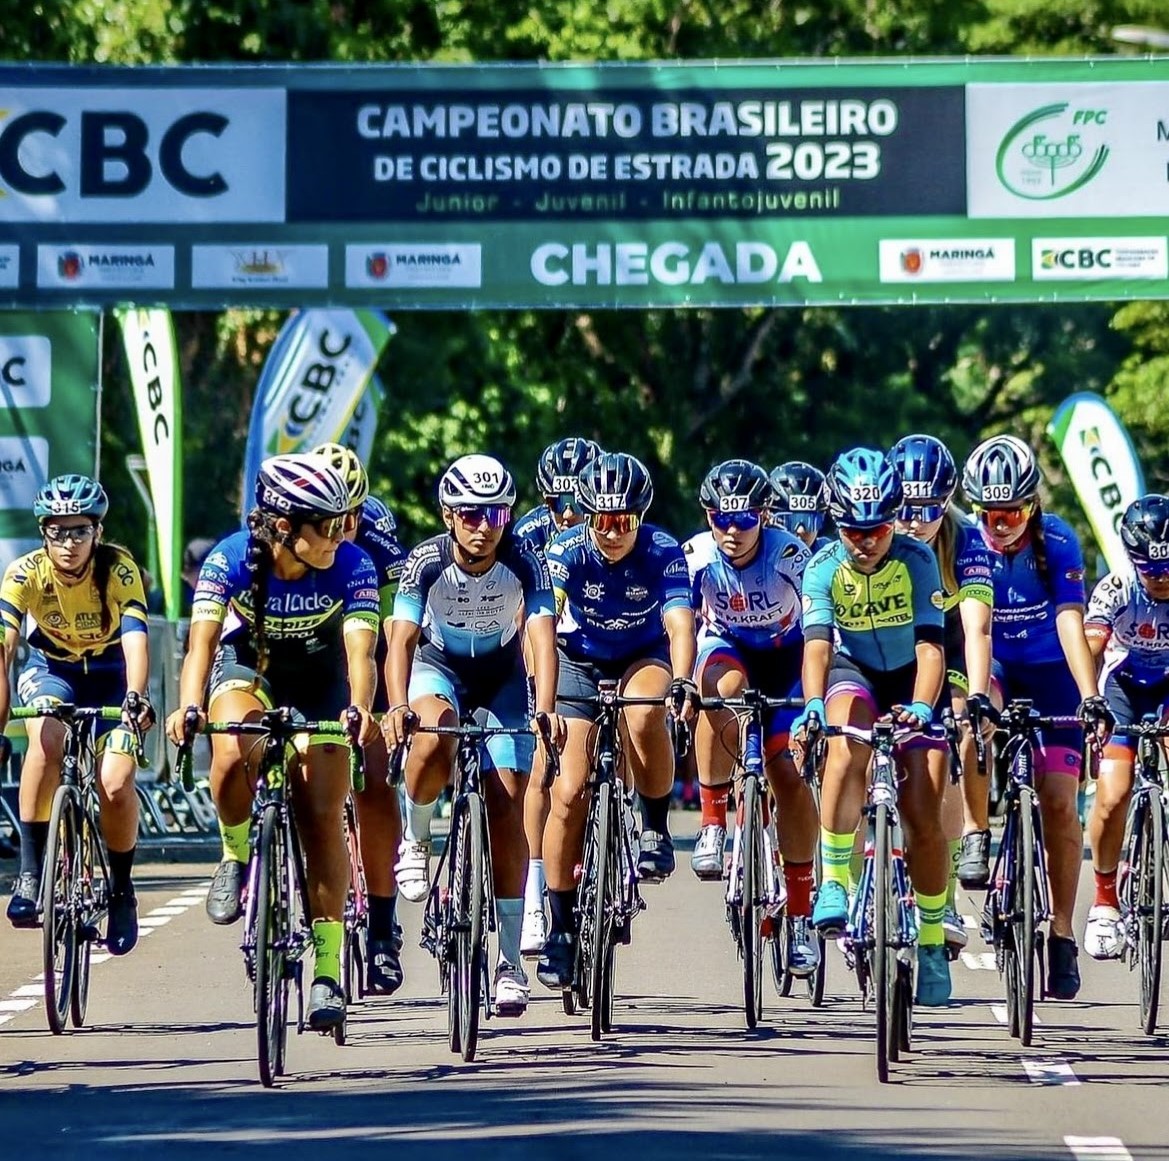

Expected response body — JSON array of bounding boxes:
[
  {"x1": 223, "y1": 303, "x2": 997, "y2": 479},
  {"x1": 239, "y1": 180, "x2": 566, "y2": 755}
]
[
  {"x1": 394, "y1": 839, "x2": 432, "y2": 904},
  {"x1": 942, "y1": 905, "x2": 969, "y2": 952},
  {"x1": 520, "y1": 907, "x2": 548, "y2": 959},
  {"x1": 494, "y1": 961, "x2": 530, "y2": 1017},
  {"x1": 690, "y1": 824, "x2": 726, "y2": 880},
  {"x1": 1084, "y1": 904, "x2": 1124, "y2": 960}
]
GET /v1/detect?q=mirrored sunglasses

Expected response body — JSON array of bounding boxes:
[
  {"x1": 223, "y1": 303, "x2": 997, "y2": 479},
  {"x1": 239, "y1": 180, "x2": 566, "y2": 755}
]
[
  {"x1": 840, "y1": 521, "x2": 894, "y2": 542},
  {"x1": 545, "y1": 493, "x2": 577, "y2": 515},
  {"x1": 897, "y1": 503, "x2": 946, "y2": 525},
  {"x1": 772, "y1": 511, "x2": 823, "y2": 537},
  {"x1": 709, "y1": 509, "x2": 763, "y2": 533},
  {"x1": 1135, "y1": 559, "x2": 1169, "y2": 580},
  {"x1": 973, "y1": 501, "x2": 1034, "y2": 530},
  {"x1": 43, "y1": 523, "x2": 97, "y2": 544},
  {"x1": 309, "y1": 515, "x2": 347, "y2": 541},
  {"x1": 590, "y1": 512, "x2": 641, "y2": 535},
  {"x1": 454, "y1": 504, "x2": 512, "y2": 529}
]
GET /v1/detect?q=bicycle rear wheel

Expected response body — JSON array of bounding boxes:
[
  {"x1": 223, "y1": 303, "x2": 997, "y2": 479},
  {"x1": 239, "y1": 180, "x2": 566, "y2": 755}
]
[
  {"x1": 254, "y1": 803, "x2": 289, "y2": 1087},
  {"x1": 873, "y1": 803, "x2": 896, "y2": 1083},
  {"x1": 589, "y1": 781, "x2": 614, "y2": 1043},
  {"x1": 1015, "y1": 788, "x2": 1038, "y2": 1047},
  {"x1": 740, "y1": 775, "x2": 765, "y2": 1029},
  {"x1": 42, "y1": 785, "x2": 79, "y2": 1036},
  {"x1": 71, "y1": 805, "x2": 101, "y2": 1029},
  {"x1": 1136, "y1": 798, "x2": 1165, "y2": 1035},
  {"x1": 456, "y1": 793, "x2": 486, "y2": 1062}
]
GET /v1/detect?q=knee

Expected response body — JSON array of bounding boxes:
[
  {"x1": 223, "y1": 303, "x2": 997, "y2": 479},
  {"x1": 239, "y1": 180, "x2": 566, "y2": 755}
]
[
  {"x1": 1041, "y1": 789, "x2": 1081, "y2": 833},
  {"x1": 100, "y1": 764, "x2": 137, "y2": 809}
]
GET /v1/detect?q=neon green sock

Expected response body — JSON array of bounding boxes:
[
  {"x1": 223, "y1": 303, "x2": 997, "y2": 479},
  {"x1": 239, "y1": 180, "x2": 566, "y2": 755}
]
[
  {"x1": 946, "y1": 839, "x2": 961, "y2": 908},
  {"x1": 312, "y1": 919, "x2": 343, "y2": 983},
  {"x1": 820, "y1": 829, "x2": 855, "y2": 890},
  {"x1": 917, "y1": 889, "x2": 948, "y2": 947},
  {"x1": 219, "y1": 819, "x2": 251, "y2": 864},
  {"x1": 848, "y1": 833, "x2": 866, "y2": 895}
]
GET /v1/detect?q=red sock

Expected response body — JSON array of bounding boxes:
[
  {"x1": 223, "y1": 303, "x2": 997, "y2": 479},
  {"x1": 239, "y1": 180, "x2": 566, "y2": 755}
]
[
  {"x1": 699, "y1": 783, "x2": 730, "y2": 828},
  {"x1": 1095, "y1": 868, "x2": 1119, "y2": 909},
  {"x1": 784, "y1": 860, "x2": 815, "y2": 918}
]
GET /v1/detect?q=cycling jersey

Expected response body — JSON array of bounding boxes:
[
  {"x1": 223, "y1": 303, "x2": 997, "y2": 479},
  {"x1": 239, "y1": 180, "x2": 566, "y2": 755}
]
[
  {"x1": 1086, "y1": 570, "x2": 1169, "y2": 687},
  {"x1": 941, "y1": 519, "x2": 994, "y2": 613},
  {"x1": 982, "y1": 513, "x2": 1086, "y2": 666},
  {"x1": 355, "y1": 497, "x2": 406, "y2": 616},
  {"x1": 513, "y1": 504, "x2": 557, "y2": 556},
  {"x1": 392, "y1": 533, "x2": 554, "y2": 659},
  {"x1": 547, "y1": 523, "x2": 690, "y2": 663},
  {"x1": 801, "y1": 535, "x2": 945, "y2": 671},
  {"x1": 684, "y1": 527, "x2": 808, "y2": 650},
  {"x1": 192, "y1": 531, "x2": 380, "y2": 669},
  {"x1": 0, "y1": 546, "x2": 148, "y2": 663}
]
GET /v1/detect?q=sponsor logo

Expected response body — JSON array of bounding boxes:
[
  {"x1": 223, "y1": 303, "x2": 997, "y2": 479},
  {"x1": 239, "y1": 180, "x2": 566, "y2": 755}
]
[
  {"x1": 996, "y1": 102, "x2": 1110, "y2": 201},
  {"x1": 878, "y1": 239, "x2": 1016, "y2": 283},
  {"x1": 1031, "y1": 237, "x2": 1168, "y2": 280},
  {"x1": 1075, "y1": 423, "x2": 1128, "y2": 536},
  {"x1": 346, "y1": 244, "x2": 482, "y2": 288},
  {"x1": 0, "y1": 245, "x2": 18, "y2": 288},
  {"x1": 0, "y1": 336, "x2": 51, "y2": 407},
  {"x1": 930, "y1": 590, "x2": 945, "y2": 609},
  {"x1": 37, "y1": 245, "x2": 175, "y2": 290},
  {"x1": 626, "y1": 585, "x2": 649, "y2": 601},
  {"x1": 582, "y1": 582, "x2": 605, "y2": 601},
  {"x1": 191, "y1": 244, "x2": 330, "y2": 289},
  {"x1": 354, "y1": 587, "x2": 379, "y2": 602},
  {"x1": 0, "y1": 435, "x2": 48, "y2": 510}
]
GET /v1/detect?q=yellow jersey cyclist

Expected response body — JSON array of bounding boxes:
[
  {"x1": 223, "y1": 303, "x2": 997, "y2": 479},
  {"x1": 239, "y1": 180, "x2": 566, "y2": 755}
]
[
  {"x1": 164, "y1": 453, "x2": 381, "y2": 1032},
  {"x1": 793, "y1": 447, "x2": 954, "y2": 1006},
  {"x1": 314, "y1": 442, "x2": 409, "y2": 996},
  {"x1": 1, "y1": 474, "x2": 153, "y2": 955},
  {"x1": 381, "y1": 454, "x2": 560, "y2": 1018}
]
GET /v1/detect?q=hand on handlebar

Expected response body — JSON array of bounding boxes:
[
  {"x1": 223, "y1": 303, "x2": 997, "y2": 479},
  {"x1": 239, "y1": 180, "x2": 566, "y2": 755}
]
[
  {"x1": 667, "y1": 677, "x2": 699, "y2": 725},
  {"x1": 1077, "y1": 694, "x2": 1115, "y2": 744},
  {"x1": 343, "y1": 704, "x2": 379, "y2": 747},
  {"x1": 122, "y1": 691, "x2": 155, "y2": 733},
  {"x1": 380, "y1": 703, "x2": 418, "y2": 750},
  {"x1": 165, "y1": 703, "x2": 206, "y2": 747},
  {"x1": 892, "y1": 700, "x2": 934, "y2": 731}
]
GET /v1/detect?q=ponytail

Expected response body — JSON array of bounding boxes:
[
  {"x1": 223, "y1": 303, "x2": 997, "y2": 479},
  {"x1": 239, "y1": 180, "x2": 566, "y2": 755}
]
[
  {"x1": 934, "y1": 508, "x2": 962, "y2": 597},
  {"x1": 91, "y1": 542, "x2": 127, "y2": 637},
  {"x1": 1028, "y1": 499, "x2": 1052, "y2": 597},
  {"x1": 244, "y1": 508, "x2": 276, "y2": 678}
]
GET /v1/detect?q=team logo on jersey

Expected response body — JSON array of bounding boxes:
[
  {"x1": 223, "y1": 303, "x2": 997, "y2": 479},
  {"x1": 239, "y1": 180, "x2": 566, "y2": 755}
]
[
  {"x1": 583, "y1": 582, "x2": 605, "y2": 600},
  {"x1": 930, "y1": 590, "x2": 945, "y2": 609},
  {"x1": 626, "y1": 585, "x2": 649, "y2": 601}
]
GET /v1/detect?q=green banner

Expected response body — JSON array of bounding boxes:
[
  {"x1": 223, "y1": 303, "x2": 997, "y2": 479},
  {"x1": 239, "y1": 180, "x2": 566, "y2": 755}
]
[
  {"x1": 1, "y1": 58, "x2": 1169, "y2": 308},
  {"x1": 0, "y1": 312, "x2": 101, "y2": 572}
]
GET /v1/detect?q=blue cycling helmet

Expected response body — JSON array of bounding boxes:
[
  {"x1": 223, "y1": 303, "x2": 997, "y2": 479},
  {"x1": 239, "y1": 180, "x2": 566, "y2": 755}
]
[
  {"x1": 824, "y1": 448, "x2": 903, "y2": 528},
  {"x1": 33, "y1": 474, "x2": 109, "y2": 522},
  {"x1": 536, "y1": 437, "x2": 603, "y2": 496},
  {"x1": 889, "y1": 434, "x2": 957, "y2": 505},
  {"x1": 362, "y1": 495, "x2": 397, "y2": 536}
]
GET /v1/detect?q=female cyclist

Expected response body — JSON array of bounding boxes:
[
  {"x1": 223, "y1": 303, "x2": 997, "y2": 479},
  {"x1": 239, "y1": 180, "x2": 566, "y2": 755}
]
[{"x1": 769, "y1": 461, "x2": 831, "y2": 552}]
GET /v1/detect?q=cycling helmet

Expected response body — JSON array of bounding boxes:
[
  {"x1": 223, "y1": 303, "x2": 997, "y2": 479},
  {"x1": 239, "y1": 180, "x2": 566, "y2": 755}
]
[
  {"x1": 889, "y1": 434, "x2": 958, "y2": 504},
  {"x1": 1120, "y1": 494, "x2": 1169, "y2": 566},
  {"x1": 254, "y1": 454, "x2": 351, "y2": 519},
  {"x1": 33, "y1": 474, "x2": 109, "y2": 522},
  {"x1": 536, "y1": 437, "x2": 603, "y2": 496},
  {"x1": 962, "y1": 434, "x2": 1041, "y2": 506},
  {"x1": 438, "y1": 454, "x2": 517, "y2": 508},
  {"x1": 824, "y1": 448, "x2": 903, "y2": 528},
  {"x1": 312, "y1": 442, "x2": 369, "y2": 508},
  {"x1": 361, "y1": 495, "x2": 397, "y2": 535},
  {"x1": 769, "y1": 461, "x2": 827, "y2": 516},
  {"x1": 576, "y1": 452, "x2": 654, "y2": 515},
  {"x1": 699, "y1": 459, "x2": 774, "y2": 512}
]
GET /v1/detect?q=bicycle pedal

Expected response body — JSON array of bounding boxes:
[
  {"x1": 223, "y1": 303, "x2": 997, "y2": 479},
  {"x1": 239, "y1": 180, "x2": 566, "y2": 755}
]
[{"x1": 80, "y1": 923, "x2": 101, "y2": 943}]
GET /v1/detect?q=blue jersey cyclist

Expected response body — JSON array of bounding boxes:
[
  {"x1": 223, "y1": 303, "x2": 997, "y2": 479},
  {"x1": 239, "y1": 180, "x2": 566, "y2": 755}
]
[
  {"x1": 1, "y1": 475, "x2": 154, "y2": 956},
  {"x1": 381, "y1": 454, "x2": 560, "y2": 1019},
  {"x1": 165, "y1": 454, "x2": 381, "y2": 1033},
  {"x1": 794, "y1": 447, "x2": 955, "y2": 1007},
  {"x1": 536, "y1": 452, "x2": 697, "y2": 992},
  {"x1": 313, "y1": 442, "x2": 409, "y2": 996},
  {"x1": 769, "y1": 461, "x2": 832, "y2": 553},
  {"x1": 961, "y1": 434, "x2": 1112, "y2": 1001},
  {"x1": 513, "y1": 437, "x2": 603, "y2": 556},
  {"x1": 685, "y1": 460, "x2": 821, "y2": 977},
  {"x1": 1083, "y1": 496, "x2": 1169, "y2": 961}
]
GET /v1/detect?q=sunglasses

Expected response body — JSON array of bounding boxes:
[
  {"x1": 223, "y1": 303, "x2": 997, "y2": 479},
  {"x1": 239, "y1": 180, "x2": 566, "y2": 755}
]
[
  {"x1": 973, "y1": 501, "x2": 1034, "y2": 530},
  {"x1": 772, "y1": 511, "x2": 823, "y2": 536},
  {"x1": 544, "y1": 493, "x2": 577, "y2": 515},
  {"x1": 590, "y1": 512, "x2": 641, "y2": 535},
  {"x1": 308, "y1": 515, "x2": 347, "y2": 541},
  {"x1": 1135, "y1": 560, "x2": 1169, "y2": 580},
  {"x1": 453, "y1": 504, "x2": 511, "y2": 529},
  {"x1": 709, "y1": 509, "x2": 763, "y2": 533},
  {"x1": 43, "y1": 523, "x2": 97, "y2": 544},
  {"x1": 897, "y1": 504, "x2": 946, "y2": 525},
  {"x1": 839, "y1": 521, "x2": 895, "y2": 542}
]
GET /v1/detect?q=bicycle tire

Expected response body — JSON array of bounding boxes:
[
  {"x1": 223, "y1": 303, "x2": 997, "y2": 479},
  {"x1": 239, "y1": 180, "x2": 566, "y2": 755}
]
[
  {"x1": 741, "y1": 775, "x2": 764, "y2": 1028},
  {"x1": 42, "y1": 785, "x2": 78, "y2": 1036},
  {"x1": 1137, "y1": 798, "x2": 1165, "y2": 1035},
  {"x1": 589, "y1": 781, "x2": 613, "y2": 1042},
  {"x1": 457, "y1": 792, "x2": 486, "y2": 1062},
  {"x1": 446, "y1": 803, "x2": 467, "y2": 1054},
  {"x1": 772, "y1": 911, "x2": 789, "y2": 998},
  {"x1": 873, "y1": 802, "x2": 895, "y2": 1083},
  {"x1": 810, "y1": 800, "x2": 828, "y2": 1008},
  {"x1": 334, "y1": 920, "x2": 353, "y2": 1047},
  {"x1": 1016, "y1": 787, "x2": 1038, "y2": 1047},
  {"x1": 254, "y1": 803, "x2": 287, "y2": 1087},
  {"x1": 599, "y1": 792, "x2": 626, "y2": 1036},
  {"x1": 71, "y1": 803, "x2": 100, "y2": 1029}
]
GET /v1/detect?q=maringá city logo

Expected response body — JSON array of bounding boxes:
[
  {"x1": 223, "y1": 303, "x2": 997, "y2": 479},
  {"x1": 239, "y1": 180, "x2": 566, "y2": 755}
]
[{"x1": 995, "y1": 102, "x2": 1110, "y2": 201}]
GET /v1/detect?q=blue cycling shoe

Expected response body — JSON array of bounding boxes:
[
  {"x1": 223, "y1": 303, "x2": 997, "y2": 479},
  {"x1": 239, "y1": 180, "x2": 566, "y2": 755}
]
[
  {"x1": 811, "y1": 881, "x2": 849, "y2": 934},
  {"x1": 915, "y1": 944, "x2": 953, "y2": 1007}
]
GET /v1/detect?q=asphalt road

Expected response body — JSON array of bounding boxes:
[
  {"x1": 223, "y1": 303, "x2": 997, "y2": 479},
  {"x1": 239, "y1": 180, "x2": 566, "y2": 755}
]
[{"x1": 0, "y1": 817, "x2": 1165, "y2": 1161}]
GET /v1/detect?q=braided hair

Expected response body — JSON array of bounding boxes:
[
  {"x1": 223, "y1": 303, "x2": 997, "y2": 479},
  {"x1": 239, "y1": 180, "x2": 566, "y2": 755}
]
[
  {"x1": 1027, "y1": 499, "x2": 1052, "y2": 596},
  {"x1": 244, "y1": 508, "x2": 277, "y2": 677}
]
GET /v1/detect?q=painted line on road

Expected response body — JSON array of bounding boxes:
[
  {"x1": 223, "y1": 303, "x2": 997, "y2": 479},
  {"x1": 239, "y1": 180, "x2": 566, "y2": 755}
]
[
  {"x1": 148, "y1": 905, "x2": 192, "y2": 916},
  {"x1": 0, "y1": 998, "x2": 36, "y2": 1013},
  {"x1": 990, "y1": 1003, "x2": 1041, "y2": 1026},
  {"x1": 10, "y1": 984, "x2": 43, "y2": 998},
  {"x1": 1065, "y1": 1137, "x2": 1133, "y2": 1160},
  {"x1": 1023, "y1": 1059, "x2": 1079, "y2": 1085},
  {"x1": 961, "y1": 951, "x2": 997, "y2": 970}
]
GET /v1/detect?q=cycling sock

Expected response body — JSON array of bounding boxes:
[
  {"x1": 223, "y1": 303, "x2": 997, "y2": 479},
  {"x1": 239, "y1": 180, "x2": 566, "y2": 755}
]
[
  {"x1": 917, "y1": 888, "x2": 947, "y2": 947},
  {"x1": 946, "y1": 838, "x2": 961, "y2": 907},
  {"x1": 699, "y1": 782, "x2": 730, "y2": 828},
  {"x1": 497, "y1": 898, "x2": 523, "y2": 966},
  {"x1": 820, "y1": 829, "x2": 855, "y2": 889},
  {"x1": 524, "y1": 859, "x2": 546, "y2": 913},
  {"x1": 548, "y1": 888, "x2": 576, "y2": 936},
  {"x1": 403, "y1": 792, "x2": 436, "y2": 844},
  {"x1": 368, "y1": 893, "x2": 397, "y2": 941},
  {"x1": 18, "y1": 820, "x2": 47, "y2": 878},
  {"x1": 1094, "y1": 867, "x2": 1120, "y2": 909},
  {"x1": 783, "y1": 860, "x2": 815, "y2": 918},
  {"x1": 640, "y1": 792, "x2": 671, "y2": 836},
  {"x1": 312, "y1": 919, "x2": 343, "y2": 983},
  {"x1": 108, "y1": 846, "x2": 135, "y2": 896},
  {"x1": 848, "y1": 836, "x2": 865, "y2": 895},
  {"x1": 219, "y1": 819, "x2": 251, "y2": 863}
]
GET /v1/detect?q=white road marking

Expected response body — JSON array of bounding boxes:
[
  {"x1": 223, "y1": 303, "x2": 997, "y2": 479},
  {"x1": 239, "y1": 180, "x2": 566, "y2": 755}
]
[
  {"x1": 136, "y1": 916, "x2": 174, "y2": 928},
  {"x1": 148, "y1": 906, "x2": 191, "y2": 916},
  {"x1": 162, "y1": 897, "x2": 198, "y2": 909},
  {"x1": 1023, "y1": 1059, "x2": 1079, "y2": 1085},
  {"x1": 962, "y1": 913, "x2": 979, "y2": 929},
  {"x1": 990, "y1": 1003, "x2": 1041, "y2": 1026},
  {"x1": 960, "y1": 951, "x2": 997, "y2": 970},
  {"x1": 10, "y1": 984, "x2": 42, "y2": 997},
  {"x1": 0, "y1": 998, "x2": 36, "y2": 1012},
  {"x1": 1065, "y1": 1137, "x2": 1133, "y2": 1160},
  {"x1": 89, "y1": 953, "x2": 110, "y2": 965}
]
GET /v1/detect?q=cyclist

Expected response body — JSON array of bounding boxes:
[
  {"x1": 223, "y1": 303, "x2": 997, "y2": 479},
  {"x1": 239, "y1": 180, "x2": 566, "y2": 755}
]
[
  {"x1": 536, "y1": 452, "x2": 697, "y2": 990},
  {"x1": 1, "y1": 475, "x2": 153, "y2": 956},
  {"x1": 890, "y1": 434, "x2": 994, "y2": 955},
  {"x1": 164, "y1": 453, "x2": 381, "y2": 1031},
  {"x1": 314, "y1": 442, "x2": 408, "y2": 995},
  {"x1": 769, "y1": 461, "x2": 831, "y2": 552},
  {"x1": 381, "y1": 454, "x2": 559, "y2": 1018},
  {"x1": 962, "y1": 434, "x2": 1112, "y2": 999},
  {"x1": 1082, "y1": 495, "x2": 1169, "y2": 959},
  {"x1": 793, "y1": 448, "x2": 954, "y2": 1006},
  {"x1": 685, "y1": 460, "x2": 820, "y2": 975},
  {"x1": 512, "y1": 437, "x2": 601, "y2": 957}
]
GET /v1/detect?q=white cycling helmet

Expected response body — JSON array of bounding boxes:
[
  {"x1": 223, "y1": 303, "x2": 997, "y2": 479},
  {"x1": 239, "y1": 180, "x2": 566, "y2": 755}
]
[
  {"x1": 438, "y1": 454, "x2": 517, "y2": 508},
  {"x1": 312, "y1": 442, "x2": 369, "y2": 508},
  {"x1": 254, "y1": 453, "x2": 352, "y2": 519}
]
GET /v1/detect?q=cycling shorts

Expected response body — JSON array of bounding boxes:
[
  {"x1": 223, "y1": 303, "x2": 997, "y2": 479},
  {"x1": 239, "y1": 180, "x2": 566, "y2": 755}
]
[
  {"x1": 555, "y1": 642, "x2": 670, "y2": 723},
  {"x1": 209, "y1": 641, "x2": 348, "y2": 726},
  {"x1": 1103, "y1": 669, "x2": 1169, "y2": 758},
  {"x1": 826, "y1": 653, "x2": 942, "y2": 751},
  {"x1": 991, "y1": 658, "x2": 1082, "y2": 773},
  {"x1": 696, "y1": 634, "x2": 802, "y2": 745}
]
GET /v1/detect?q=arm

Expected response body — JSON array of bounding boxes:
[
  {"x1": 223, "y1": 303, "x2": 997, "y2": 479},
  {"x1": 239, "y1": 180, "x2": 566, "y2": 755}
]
[
  {"x1": 382, "y1": 616, "x2": 422, "y2": 748},
  {"x1": 120, "y1": 627, "x2": 152, "y2": 729},
  {"x1": 165, "y1": 618, "x2": 222, "y2": 744},
  {"x1": 0, "y1": 627, "x2": 13, "y2": 731},
  {"x1": 959, "y1": 597, "x2": 992, "y2": 698},
  {"x1": 525, "y1": 613, "x2": 559, "y2": 717},
  {"x1": 800, "y1": 637, "x2": 832, "y2": 704},
  {"x1": 343, "y1": 624, "x2": 378, "y2": 744},
  {"x1": 1056, "y1": 604, "x2": 1102, "y2": 701},
  {"x1": 663, "y1": 604, "x2": 697, "y2": 684},
  {"x1": 910, "y1": 639, "x2": 946, "y2": 711}
]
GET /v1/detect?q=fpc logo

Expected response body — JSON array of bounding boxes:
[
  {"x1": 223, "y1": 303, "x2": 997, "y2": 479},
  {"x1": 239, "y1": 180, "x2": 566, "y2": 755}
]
[{"x1": 996, "y1": 103, "x2": 1110, "y2": 201}]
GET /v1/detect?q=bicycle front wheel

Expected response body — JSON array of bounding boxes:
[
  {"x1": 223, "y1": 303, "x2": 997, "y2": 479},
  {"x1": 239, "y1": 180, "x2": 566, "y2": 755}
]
[
  {"x1": 71, "y1": 803, "x2": 102, "y2": 1029},
  {"x1": 873, "y1": 803, "x2": 896, "y2": 1083},
  {"x1": 254, "y1": 803, "x2": 289, "y2": 1087},
  {"x1": 1136, "y1": 798, "x2": 1165, "y2": 1035},
  {"x1": 589, "y1": 781, "x2": 614, "y2": 1043},
  {"x1": 740, "y1": 775, "x2": 765, "y2": 1029},
  {"x1": 42, "y1": 785, "x2": 79, "y2": 1036},
  {"x1": 1015, "y1": 788, "x2": 1039, "y2": 1047},
  {"x1": 456, "y1": 793, "x2": 486, "y2": 1062}
]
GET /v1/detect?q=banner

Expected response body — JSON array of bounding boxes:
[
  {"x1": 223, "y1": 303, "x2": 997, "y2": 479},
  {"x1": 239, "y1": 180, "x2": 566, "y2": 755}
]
[
  {"x1": 0, "y1": 312, "x2": 101, "y2": 578},
  {"x1": 241, "y1": 310, "x2": 394, "y2": 515},
  {"x1": 2, "y1": 59, "x2": 1169, "y2": 308},
  {"x1": 117, "y1": 308, "x2": 184, "y2": 620},
  {"x1": 1047, "y1": 391, "x2": 1145, "y2": 574}
]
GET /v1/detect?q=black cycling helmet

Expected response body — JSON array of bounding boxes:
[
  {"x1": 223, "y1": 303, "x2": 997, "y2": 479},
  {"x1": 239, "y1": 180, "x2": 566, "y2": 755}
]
[
  {"x1": 769, "y1": 461, "x2": 827, "y2": 516},
  {"x1": 576, "y1": 452, "x2": 654, "y2": 515},
  {"x1": 699, "y1": 459, "x2": 774, "y2": 512},
  {"x1": 1120, "y1": 494, "x2": 1169, "y2": 566},
  {"x1": 536, "y1": 437, "x2": 603, "y2": 496},
  {"x1": 824, "y1": 448, "x2": 903, "y2": 528}
]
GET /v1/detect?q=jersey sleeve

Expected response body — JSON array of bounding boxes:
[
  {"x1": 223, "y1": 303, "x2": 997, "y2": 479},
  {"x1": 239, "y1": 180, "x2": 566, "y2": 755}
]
[
  {"x1": 545, "y1": 536, "x2": 573, "y2": 617},
  {"x1": 800, "y1": 549, "x2": 836, "y2": 643},
  {"x1": 391, "y1": 542, "x2": 439, "y2": 626},
  {"x1": 0, "y1": 554, "x2": 33, "y2": 636},
  {"x1": 1045, "y1": 517, "x2": 1087, "y2": 607},
  {"x1": 516, "y1": 545, "x2": 556, "y2": 619},
  {"x1": 656, "y1": 539, "x2": 692, "y2": 613},
  {"x1": 955, "y1": 527, "x2": 994, "y2": 607},
  {"x1": 190, "y1": 538, "x2": 240, "y2": 625},
  {"x1": 342, "y1": 547, "x2": 381, "y2": 635},
  {"x1": 1085, "y1": 573, "x2": 1126, "y2": 643},
  {"x1": 110, "y1": 551, "x2": 149, "y2": 636},
  {"x1": 907, "y1": 542, "x2": 946, "y2": 642}
]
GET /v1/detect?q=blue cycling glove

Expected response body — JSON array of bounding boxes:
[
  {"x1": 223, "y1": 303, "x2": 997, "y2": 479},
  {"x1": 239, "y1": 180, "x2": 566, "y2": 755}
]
[
  {"x1": 903, "y1": 701, "x2": 934, "y2": 727},
  {"x1": 793, "y1": 698, "x2": 826, "y2": 736}
]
